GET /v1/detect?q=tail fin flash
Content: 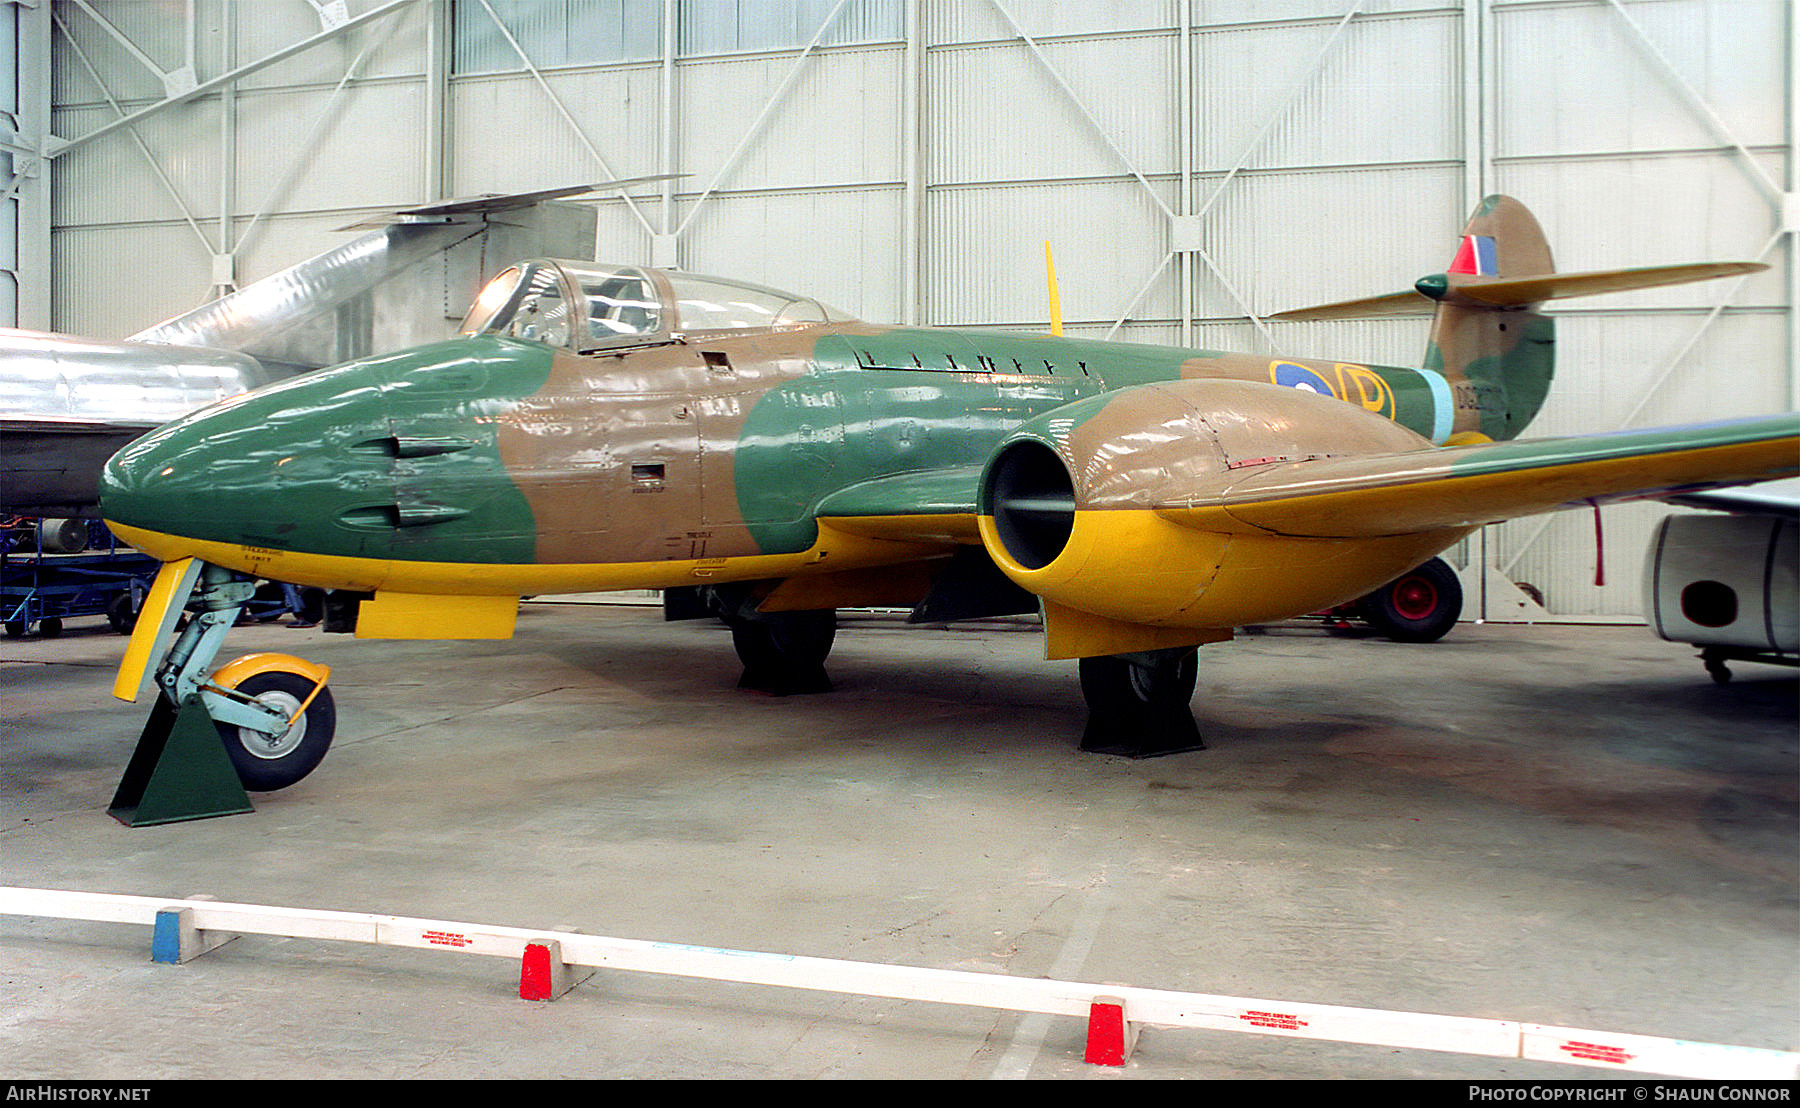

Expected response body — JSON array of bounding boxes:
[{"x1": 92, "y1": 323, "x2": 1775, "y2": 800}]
[
  {"x1": 1423, "y1": 196, "x2": 1558, "y2": 441},
  {"x1": 1045, "y1": 240, "x2": 1064, "y2": 337},
  {"x1": 1449, "y1": 194, "x2": 1554, "y2": 279},
  {"x1": 1270, "y1": 195, "x2": 1768, "y2": 442}
]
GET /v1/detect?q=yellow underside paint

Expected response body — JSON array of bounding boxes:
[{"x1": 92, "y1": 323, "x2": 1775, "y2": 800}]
[
  {"x1": 980, "y1": 510, "x2": 1230, "y2": 626},
  {"x1": 106, "y1": 519, "x2": 955, "y2": 600},
  {"x1": 981, "y1": 509, "x2": 1465, "y2": 631},
  {"x1": 757, "y1": 561, "x2": 940, "y2": 613},
  {"x1": 1442, "y1": 431, "x2": 1494, "y2": 447},
  {"x1": 1040, "y1": 600, "x2": 1229, "y2": 661},
  {"x1": 112, "y1": 557, "x2": 201, "y2": 703},
  {"x1": 357, "y1": 592, "x2": 521, "y2": 640},
  {"x1": 209, "y1": 652, "x2": 331, "y2": 690}
]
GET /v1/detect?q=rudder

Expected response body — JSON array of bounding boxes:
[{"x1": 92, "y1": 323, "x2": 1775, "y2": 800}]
[
  {"x1": 1420, "y1": 195, "x2": 1557, "y2": 443},
  {"x1": 1268, "y1": 194, "x2": 1762, "y2": 445}
]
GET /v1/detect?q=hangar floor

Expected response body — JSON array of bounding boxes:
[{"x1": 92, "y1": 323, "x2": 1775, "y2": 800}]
[{"x1": 1, "y1": 602, "x2": 1795, "y2": 1080}]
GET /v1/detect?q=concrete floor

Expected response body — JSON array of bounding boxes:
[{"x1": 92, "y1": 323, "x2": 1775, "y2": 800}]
[{"x1": 1, "y1": 602, "x2": 1795, "y2": 1080}]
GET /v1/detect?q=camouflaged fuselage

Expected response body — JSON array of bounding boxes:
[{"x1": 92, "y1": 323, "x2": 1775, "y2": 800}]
[{"x1": 100, "y1": 320, "x2": 1483, "y2": 580}]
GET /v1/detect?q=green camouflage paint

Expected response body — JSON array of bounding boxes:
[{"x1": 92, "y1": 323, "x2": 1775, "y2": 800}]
[{"x1": 102, "y1": 337, "x2": 555, "y2": 563}]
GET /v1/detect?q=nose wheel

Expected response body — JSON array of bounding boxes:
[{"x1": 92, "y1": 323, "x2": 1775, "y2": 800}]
[
  {"x1": 212, "y1": 667, "x2": 337, "y2": 792},
  {"x1": 109, "y1": 559, "x2": 336, "y2": 825}
]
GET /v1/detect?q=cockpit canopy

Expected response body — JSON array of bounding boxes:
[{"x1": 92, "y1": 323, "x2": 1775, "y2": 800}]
[{"x1": 459, "y1": 259, "x2": 857, "y2": 353}]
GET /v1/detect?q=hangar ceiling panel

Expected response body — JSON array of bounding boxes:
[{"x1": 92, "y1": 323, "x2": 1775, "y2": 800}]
[
  {"x1": 678, "y1": 187, "x2": 904, "y2": 323},
  {"x1": 924, "y1": 0, "x2": 1175, "y2": 44},
  {"x1": 926, "y1": 178, "x2": 1174, "y2": 328},
  {"x1": 232, "y1": 0, "x2": 431, "y2": 89},
  {"x1": 232, "y1": 81, "x2": 427, "y2": 215},
  {"x1": 677, "y1": 46, "x2": 904, "y2": 191},
  {"x1": 1191, "y1": 10, "x2": 1461, "y2": 172},
  {"x1": 450, "y1": 67, "x2": 665, "y2": 192},
  {"x1": 52, "y1": 221, "x2": 214, "y2": 338},
  {"x1": 1496, "y1": 0, "x2": 1786, "y2": 157},
  {"x1": 1187, "y1": 164, "x2": 1464, "y2": 321},
  {"x1": 48, "y1": 2, "x2": 184, "y2": 104},
  {"x1": 49, "y1": 99, "x2": 223, "y2": 228},
  {"x1": 928, "y1": 33, "x2": 1178, "y2": 185}
]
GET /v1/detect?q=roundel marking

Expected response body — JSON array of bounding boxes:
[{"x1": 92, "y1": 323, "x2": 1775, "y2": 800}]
[{"x1": 1270, "y1": 361, "x2": 1336, "y2": 396}]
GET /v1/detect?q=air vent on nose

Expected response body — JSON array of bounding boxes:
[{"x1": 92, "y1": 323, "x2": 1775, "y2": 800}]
[
  {"x1": 987, "y1": 440, "x2": 1075, "y2": 570},
  {"x1": 348, "y1": 434, "x2": 478, "y2": 458},
  {"x1": 338, "y1": 503, "x2": 470, "y2": 529}
]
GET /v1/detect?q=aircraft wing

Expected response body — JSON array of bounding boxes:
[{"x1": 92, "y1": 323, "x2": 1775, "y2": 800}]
[
  {"x1": 1158, "y1": 414, "x2": 1800, "y2": 539},
  {"x1": 332, "y1": 175, "x2": 680, "y2": 230},
  {"x1": 1665, "y1": 475, "x2": 1800, "y2": 518},
  {"x1": 3, "y1": 418, "x2": 163, "y2": 518},
  {"x1": 814, "y1": 466, "x2": 984, "y2": 545},
  {"x1": 0, "y1": 331, "x2": 278, "y2": 516}
]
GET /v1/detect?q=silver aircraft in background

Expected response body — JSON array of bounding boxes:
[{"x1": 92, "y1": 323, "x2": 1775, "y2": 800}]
[{"x1": 1, "y1": 180, "x2": 659, "y2": 518}]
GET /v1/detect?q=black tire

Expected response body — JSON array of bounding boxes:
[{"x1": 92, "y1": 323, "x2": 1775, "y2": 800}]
[
  {"x1": 214, "y1": 670, "x2": 336, "y2": 791},
  {"x1": 1359, "y1": 557, "x2": 1462, "y2": 643},
  {"x1": 1077, "y1": 648, "x2": 1204, "y2": 756},
  {"x1": 729, "y1": 609, "x2": 836, "y2": 695},
  {"x1": 106, "y1": 592, "x2": 138, "y2": 634},
  {"x1": 662, "y1": 585, "x2": 712, "y2": 621},
  {"x1": 1080, "y1": 650, "x2": 1198, "y2": 719},
  {"x1": 3, "y1": 620, "x2": 25, "y2": 638},
  {"x1": 37, "y1": 617, "x2": 62, "y2": 638}
]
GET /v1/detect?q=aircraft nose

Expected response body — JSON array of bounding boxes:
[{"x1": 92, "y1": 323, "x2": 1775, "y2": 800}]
[
  {"x1": 101, "y1": 359, "x2": 397, "y2": 560},
  {"x1": 101, "y1": 338, "x2": 549, "y2": 569}
]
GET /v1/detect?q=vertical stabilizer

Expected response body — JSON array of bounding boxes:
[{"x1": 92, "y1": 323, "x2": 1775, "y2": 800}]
[
  {"x1": 1253, "y1": 197, "x2": 1762, "y2": 444},
  {"x1": 1419, "y1": 195, "x2": 1557, "y2": 442}
]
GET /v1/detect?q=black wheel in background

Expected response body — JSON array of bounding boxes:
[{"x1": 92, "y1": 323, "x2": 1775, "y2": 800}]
[{"x1": 1359, "y1": 557, "x2": 1462, "y2": 643}]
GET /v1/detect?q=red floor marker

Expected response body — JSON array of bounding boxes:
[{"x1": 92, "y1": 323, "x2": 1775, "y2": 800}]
[
  {"x1": 1085, "y1": 996, "x2": 1135, "y2": 1066},
  {"x1": 519, "y1": 941, "x2": 556, "y2": 1001}
]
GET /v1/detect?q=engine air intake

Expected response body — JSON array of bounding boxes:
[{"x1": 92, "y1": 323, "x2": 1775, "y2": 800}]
[{"x1": 986, "y1": 440, "x2": 1075, "y2": 570}]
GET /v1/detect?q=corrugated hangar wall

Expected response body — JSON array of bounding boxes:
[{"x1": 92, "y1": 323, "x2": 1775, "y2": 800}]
[{"x1": 17, "y1": 0, "x2": 1793, "y2": 621}]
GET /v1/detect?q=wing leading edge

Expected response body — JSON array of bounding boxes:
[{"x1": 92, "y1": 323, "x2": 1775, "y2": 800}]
[
  {"x1": 813, "y1": 466, "x2": 985, "y2": 545},
  {"x1": 1159, "y1": 414, "x2": 1800, "y2": 539}
]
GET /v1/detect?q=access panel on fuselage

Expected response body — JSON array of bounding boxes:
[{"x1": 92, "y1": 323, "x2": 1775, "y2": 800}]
[{"x1": 493, "y1": 343, "x2": 710, "y2": 566}]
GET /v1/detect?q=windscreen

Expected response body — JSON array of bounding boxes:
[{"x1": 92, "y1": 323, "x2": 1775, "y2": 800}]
[
  {"x1": 463, "y1": 261, "x2": 855, "y2": 351},
  {"x1": 459, "y1": 262, "x2": 574, "y2": 348}
]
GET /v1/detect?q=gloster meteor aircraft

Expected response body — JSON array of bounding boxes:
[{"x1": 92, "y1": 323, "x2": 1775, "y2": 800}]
[{"x1": 99, "y1": 196, "x2": 1799, "y2": 802}]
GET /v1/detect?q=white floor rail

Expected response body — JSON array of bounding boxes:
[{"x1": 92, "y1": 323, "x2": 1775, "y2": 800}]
[{"x1": 3, "y1": 886, "x2": 1793, "y2": 1079}]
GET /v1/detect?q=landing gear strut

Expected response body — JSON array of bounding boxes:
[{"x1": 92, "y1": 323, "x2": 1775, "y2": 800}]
[
  {"x1": 109, "y1": 559, "x2": 335, "y2": 825},
  {"x1": 1077, "y1": 647, "x2": 1204, "y2": 757}
]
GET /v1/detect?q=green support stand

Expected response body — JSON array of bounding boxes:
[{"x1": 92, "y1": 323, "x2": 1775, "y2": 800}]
[{"x1": 109, "y1": 694, "x2": 253, "y2": 827}]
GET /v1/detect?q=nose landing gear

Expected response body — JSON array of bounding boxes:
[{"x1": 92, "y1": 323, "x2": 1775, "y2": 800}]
[{"x1": 108, "y1": 559, "x2": 336, "y2": 826}]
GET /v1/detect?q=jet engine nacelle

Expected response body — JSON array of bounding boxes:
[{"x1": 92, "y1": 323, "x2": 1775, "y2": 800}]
[
  {"x1": 1644, "y1": 512, "x2": 1798, "y2": 654},
  {"x1": 976, "y1": 379, "x2": 1464, "y2": 632}
]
